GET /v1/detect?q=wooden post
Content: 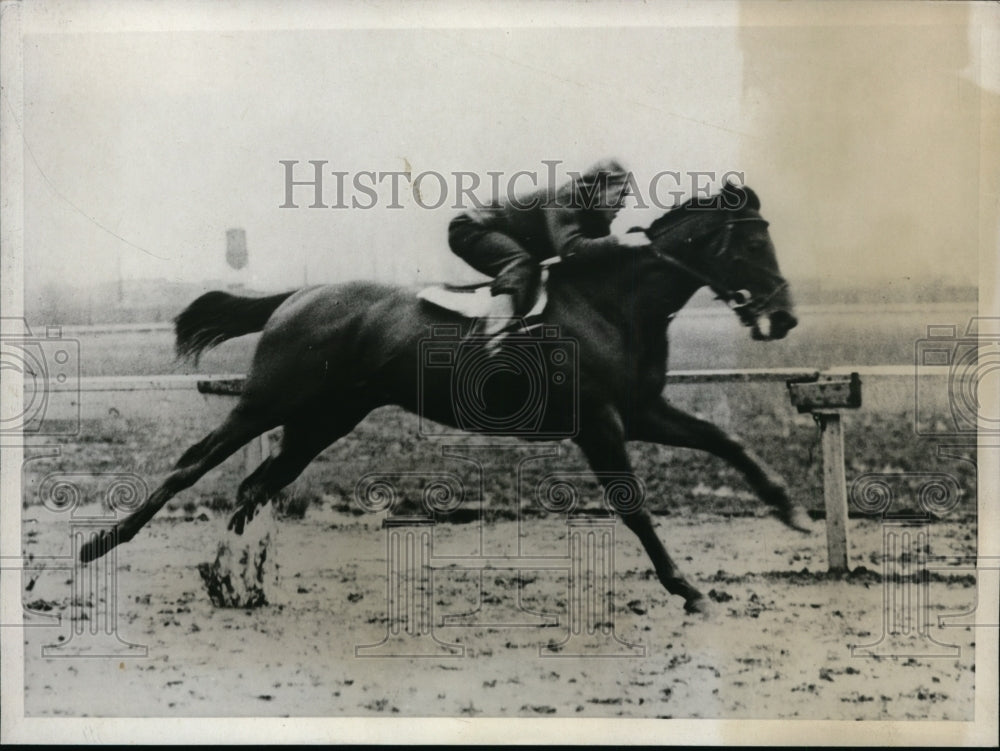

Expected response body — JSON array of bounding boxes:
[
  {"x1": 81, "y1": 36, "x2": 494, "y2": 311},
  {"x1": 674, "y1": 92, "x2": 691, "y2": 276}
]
[
  {"x1": 786, "y1": 373, "x2": 861, "y2": 573},
  {"x1": 816, "y1": 410, "x2": 849, "y2": 572}
]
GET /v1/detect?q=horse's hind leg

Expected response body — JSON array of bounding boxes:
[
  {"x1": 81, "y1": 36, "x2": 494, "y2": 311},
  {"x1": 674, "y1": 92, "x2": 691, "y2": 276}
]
[
  {"x1": 79, "y1": 403, "x2": 279, "y2": 563},
  {"x1": 228, "y1": 407, "x2": 369, "y2": 534},
  {"x1": 575, "y1": 405, "x2": 707, "y2": 613}
]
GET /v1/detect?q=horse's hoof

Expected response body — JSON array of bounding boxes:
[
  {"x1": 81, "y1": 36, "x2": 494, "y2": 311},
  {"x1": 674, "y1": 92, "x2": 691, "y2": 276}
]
[
  {"x1": 684, "y1": 596, "x2": 710, "y2": 615},
  {"x1": 778, "y1": 505, "x2": 813, "y2": 534},
  {"x1": 229, "y1": 508, "x2": 253, "y2": 535}
]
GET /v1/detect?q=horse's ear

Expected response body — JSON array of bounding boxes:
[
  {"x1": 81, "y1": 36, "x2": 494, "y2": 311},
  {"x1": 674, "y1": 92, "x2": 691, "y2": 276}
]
[
  {"x1": 720, "y1": 180, "x2": 747, "y2": 209},
  {"x1": 720, "y1": 180, "x2": 759, "y2": 211}
]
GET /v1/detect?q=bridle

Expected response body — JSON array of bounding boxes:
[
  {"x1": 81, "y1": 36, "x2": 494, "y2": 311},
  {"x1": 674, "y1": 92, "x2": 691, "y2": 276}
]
[{"x1": 644, "y1": 212, "x2": 789, "y2": 321}]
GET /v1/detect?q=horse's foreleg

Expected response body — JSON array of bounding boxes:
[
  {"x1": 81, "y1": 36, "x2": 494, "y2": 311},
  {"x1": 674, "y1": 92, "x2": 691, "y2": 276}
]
[
  {"x1": 79, "y1": 404, "x2": 278, "y2": 563},
  {"x1": 575, "y1": 406, "x2": 707, "y2": 613},
  {"x1": 630, "y1": 397, "x2": 812, "y2": 532}
]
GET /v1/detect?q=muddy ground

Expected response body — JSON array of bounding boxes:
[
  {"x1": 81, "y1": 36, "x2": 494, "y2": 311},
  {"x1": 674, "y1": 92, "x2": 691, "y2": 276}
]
[{"x1": 21, "y1": 505, "x2": 978, "y2": 720}]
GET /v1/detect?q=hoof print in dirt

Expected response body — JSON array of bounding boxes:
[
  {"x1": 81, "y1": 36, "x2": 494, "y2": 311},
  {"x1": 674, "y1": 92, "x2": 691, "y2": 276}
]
[
  {"x1": 708, "y1": 588, "x2": 733, "y2": 603},
  {"x1": 198, "y1": 536, "x2": 273, "y2": 608}
]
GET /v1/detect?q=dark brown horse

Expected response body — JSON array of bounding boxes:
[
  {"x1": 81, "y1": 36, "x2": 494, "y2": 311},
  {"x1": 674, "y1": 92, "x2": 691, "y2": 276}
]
[{"x1": 81, "y1": 182, "x2": 807, "y2": 614}]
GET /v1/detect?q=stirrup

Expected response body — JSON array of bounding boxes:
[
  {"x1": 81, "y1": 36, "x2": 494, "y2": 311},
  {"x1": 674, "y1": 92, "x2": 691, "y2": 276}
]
[{"x1": 481, "y1": 314, "x2": 545, "y2": 352}]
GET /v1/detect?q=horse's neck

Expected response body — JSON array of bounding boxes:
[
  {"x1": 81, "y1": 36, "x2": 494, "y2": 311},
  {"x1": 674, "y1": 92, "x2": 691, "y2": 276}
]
[
  {"x1": 630, "y1": 256, "x2": 703, "y2": 372},
  {"x1": 550, "y1": 250, "x2": 704, "y2": 353}
]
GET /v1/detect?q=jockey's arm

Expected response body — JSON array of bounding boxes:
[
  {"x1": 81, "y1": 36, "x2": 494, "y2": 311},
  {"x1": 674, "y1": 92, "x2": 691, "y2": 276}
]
[{"x1": 544, "y1": 206, "x2": 624, "y2": 261}]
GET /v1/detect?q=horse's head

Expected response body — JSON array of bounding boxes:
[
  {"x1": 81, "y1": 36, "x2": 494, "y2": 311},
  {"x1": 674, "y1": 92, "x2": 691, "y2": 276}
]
[{"x1": 647, "y1": 182, "x2": 797, "y2": 341}]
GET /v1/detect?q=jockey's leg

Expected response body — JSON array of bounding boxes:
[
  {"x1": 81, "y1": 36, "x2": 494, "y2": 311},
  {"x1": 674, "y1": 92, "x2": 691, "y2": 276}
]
[{"x1": 448, "y1": 216, "x2": 539, "y2": 333}]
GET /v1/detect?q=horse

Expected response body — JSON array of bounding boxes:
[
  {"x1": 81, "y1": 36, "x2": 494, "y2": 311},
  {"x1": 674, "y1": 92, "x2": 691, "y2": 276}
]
[{"x1": 80, "y1": 181, "x2": 806, "y2": 614}]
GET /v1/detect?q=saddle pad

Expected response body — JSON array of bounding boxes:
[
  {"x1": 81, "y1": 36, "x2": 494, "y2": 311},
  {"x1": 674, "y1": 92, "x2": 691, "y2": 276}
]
[{"x1": 417, "y1": 280, "x2": 548, "y2": 319}]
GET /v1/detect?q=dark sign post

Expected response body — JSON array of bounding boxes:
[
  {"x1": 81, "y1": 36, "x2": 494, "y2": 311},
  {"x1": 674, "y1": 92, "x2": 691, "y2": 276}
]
[{"x1": 787, "y1": 373, "x2": 862, "y2": 572}]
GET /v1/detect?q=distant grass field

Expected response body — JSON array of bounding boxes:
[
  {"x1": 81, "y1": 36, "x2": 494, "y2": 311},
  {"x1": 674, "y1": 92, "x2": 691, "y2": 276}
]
[
  {"x1": 25, "y1": 302, "x2": 979, "y2": 523},
  {"x1": 26, "y1": 382, "x2": 977, "y2": 523},
  {"x1": 67, "y1": 302, "x2": 977, "y2": 376}
]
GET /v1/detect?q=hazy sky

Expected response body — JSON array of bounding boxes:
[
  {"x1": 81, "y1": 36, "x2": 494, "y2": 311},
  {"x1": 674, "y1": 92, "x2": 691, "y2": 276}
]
[{"x1": 18, "y1": 3, "x2": 993, "y2": 295}]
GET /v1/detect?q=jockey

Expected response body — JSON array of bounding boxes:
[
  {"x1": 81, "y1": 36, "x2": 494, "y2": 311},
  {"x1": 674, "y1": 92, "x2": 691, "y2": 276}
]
[{"x1": 448, "y1": 158, "x2": 649, "y2": 337}]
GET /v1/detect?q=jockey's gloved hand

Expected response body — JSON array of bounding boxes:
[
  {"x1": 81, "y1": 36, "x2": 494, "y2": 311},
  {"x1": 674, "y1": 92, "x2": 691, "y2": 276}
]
[{"x1": 617, "y1": 230, "x2": 650, "y2": 248}]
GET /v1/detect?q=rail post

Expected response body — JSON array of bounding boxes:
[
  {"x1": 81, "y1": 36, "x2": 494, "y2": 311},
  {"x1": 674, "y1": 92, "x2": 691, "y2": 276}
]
[
  {"x1": 787, "y1": 373, "x2": 862, "y2": 573},
  {"x1": 814, "y1": 410, "x2": 850, "y2": 572}
]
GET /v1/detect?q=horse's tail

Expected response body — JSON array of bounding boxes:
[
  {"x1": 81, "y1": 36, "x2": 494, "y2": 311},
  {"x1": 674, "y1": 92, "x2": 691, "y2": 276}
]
[{"x1": 174, "y1": 290, "x2": 297, "y2": 364}]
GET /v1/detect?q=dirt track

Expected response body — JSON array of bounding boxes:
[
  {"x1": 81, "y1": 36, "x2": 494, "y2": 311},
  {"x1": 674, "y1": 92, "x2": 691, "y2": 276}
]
[{"x1": 22, "y1": 506, "x2": 977, "y2": 719}]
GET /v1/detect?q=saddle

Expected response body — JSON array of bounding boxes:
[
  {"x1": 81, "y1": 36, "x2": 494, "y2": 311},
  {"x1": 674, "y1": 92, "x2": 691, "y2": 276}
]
[{"x1": 417, "y1": 265, "x2": 552, "y2": 336}]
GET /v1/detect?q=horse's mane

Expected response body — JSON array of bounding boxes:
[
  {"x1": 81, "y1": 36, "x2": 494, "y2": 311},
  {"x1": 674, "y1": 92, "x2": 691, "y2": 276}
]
[
  {"x1": 645, "y1": 183, "x2": 761, "y2": 237},
  {"x1": 549, "y1": 183, "x2": 762, "y2": 280}
]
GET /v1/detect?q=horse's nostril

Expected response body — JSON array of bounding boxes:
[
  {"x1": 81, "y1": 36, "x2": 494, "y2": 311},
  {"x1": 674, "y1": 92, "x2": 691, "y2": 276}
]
[{"x1": 769, "y1": 310, "x2": 797, "y2": 336}]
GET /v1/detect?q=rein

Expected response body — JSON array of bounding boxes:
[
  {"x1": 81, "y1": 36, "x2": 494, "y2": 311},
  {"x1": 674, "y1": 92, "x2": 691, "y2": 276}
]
[{"x1": 644, "y1": 213, "x2": 787, "y2": 317}]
